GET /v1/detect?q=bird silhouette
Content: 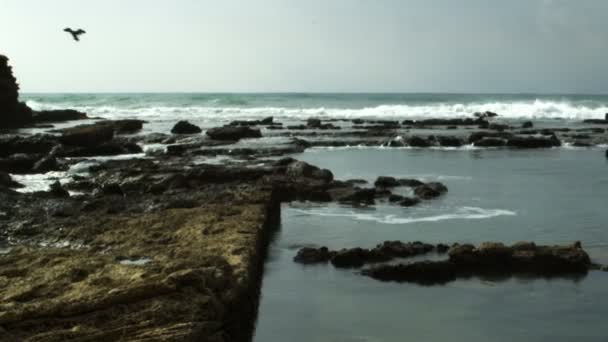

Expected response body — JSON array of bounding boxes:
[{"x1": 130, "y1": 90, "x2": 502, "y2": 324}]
[{"x1": 64, "y1": 28, "x2": 86, "y2": 41}]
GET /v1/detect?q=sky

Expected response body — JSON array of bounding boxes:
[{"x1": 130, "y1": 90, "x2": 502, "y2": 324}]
[{"x1": 1, "y1": 0, "x2": 607, "y2": 93}]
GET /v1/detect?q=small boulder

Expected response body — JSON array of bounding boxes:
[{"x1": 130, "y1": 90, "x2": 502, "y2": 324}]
[
  {"x1": 437, "y1": 136, "x2": 463, "y2": 147},
  {"x1": 331, "y1": 248, "x2": 368, "y2": 268},
  {"x1": 49, "y1": 181, "x2": 69, "y2": 197},
  {"x1": 388, "y1": 194, "x2": 405, "y2": 202},
  {"x1": 374, "y1": 176, "x2": 400, "y2": 188},
  {"x1": 398, "y1": 179, "x2": 424, "y2": 187},
  {"x1": 414, "y1": 182, "x2": 448, "y2": 199},
  {"x1": 171, "y1": 121, "x2": 202, "y2": 134},
  {"x1": 32, "y1": 156, "x2": 59, "y2": 173},
  {"x1": 522, "y1": 121, "x2": 534, "y2": 129},
  {"x1": 399, "y1": 197, "x2": 421, "y2": 207},
  {"x1": 474, "y1": 138, "x2": 506, "y2": 147},
  {"x1": 294, "y1": 247, "x2": 334, "y2": 264},
  {"x1": 307, "y1": 118, "x2": 322, "y2": 128},
  {"x1": 260, "y1": 116, "x2": 274, "y2": 125},
  {"x1": 407, "y1": 136, "x2": 432, "y2": 147},
  {"x1": 0, "y1": 171, "x2": 22, "y2": 188}
]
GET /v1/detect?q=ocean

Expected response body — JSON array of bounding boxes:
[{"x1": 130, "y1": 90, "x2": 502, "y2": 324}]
[
  {"x1": 23, "y1": 93, "x2": 608, "y2": 126},
  {"x1": 18, "y1": 93, "x2": 608, "y2": 341}
]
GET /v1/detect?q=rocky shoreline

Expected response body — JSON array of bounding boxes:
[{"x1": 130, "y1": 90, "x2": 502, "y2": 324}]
[{"x1": 2, "y1": 54, "x2": 608, "y2": 340}]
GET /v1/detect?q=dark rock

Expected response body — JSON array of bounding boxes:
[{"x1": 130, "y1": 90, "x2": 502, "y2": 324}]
[
  {"x1": 0, "y1": 55, "x2": 33, "y2": 128},
  {"x1": 436, "y1": 244, "x2": 450, "y2": 254},
  {"x1": 60, "y1": 124, "x2": 114, "y2": 147},
  {"x1": 286, "y1": 161, "x2": 333, "y2": 183},
  {"x1": 329, "y1": 187, "x2": 376, "y2": 205},
  {"x1": 32, "y1": 156, "x2": 59, "y2": 173},
  {"x1": 363, "y1": 242, "x2": 591, "y2": 285},
  {"x1": 399, "y1": 197, "x2": 421, "y2": 207},
  {"x1": 489, "y1": 123, "x2": 509, "y2": 131},
  {"x1": 374, "y1": 176, "x2": 400, "y2": 188},
  {"x1": 206, "y1": 126, "x2": 261, "y2": 140},
  {"x1": 398, "y1": 179, "x2": 425, "y2": 187},
  {"x1": 402, "y1": 118, "x2": 484, "y2": 127},
  {"x1": 0, "y1": 171, "x2": 22, "y2": 188},
  {"x1": 260, "y1": 116, "x2": 274, "y2": 125},
  {"x1": 101, "y1": 183, "x2": 124, "y2": 196},
  {"x1": 474, "y1": 137, "x2": 506, "y2": 147},
  {"x1": 294, "y1": 247, "x2": 334, "y2": 264},
  {"x1": 49, "y1": 181, "x2": 69, "y2": 197},
  {"x1": 407, "y1": 136, "x2": 432, "y2": 147},
  {"x1": 0, "y1": 134, "x2": 59, "y2": 158},
  {"x1": 307, "y1": 118, "x2": 322, "y2": 128},
  {"x1": 506, "y1": 135, "x2": 561, "y2": 148},
  {"x1": 437, "y1": 136, "x2": 463, "y2": 147},
  {"x1": 344, "y1": 179, "x2": 368, "y2": 186},
  {"x1": 468, "y1": 131, "x2": 513, "y2": 144},
  {"x1": 474, "y1": 111, "x2": 498, "y2": 119},
  {"x1": 331, "y1": 248, "x2": 369, "y2": 268},
  {"x1": 171, "y1": 121, "x2": 202, "y2": 134},
  {"x1": 32, "y1": 109, "x2": 87, "y2": 123},
  {"x1": 414, "y1": 182, "x2": 448, "y2": 199},
  {"x1": 105, "y1": 119, "x2": 145, "y2": 134},
  {"x1": 388, "y1": 194, "x2": 404, "y2": 202},
  {"x1": 522, "y1": 121, "x2": 534, "y2": 129},
  {"x1": 0, "y1": 153, "x2": 38, "y2": 174},
  {"x1": 582, "y1": 119, "x2": 608, "y2": 125},
  {"x1": 59, "y1": 141, "x2": 143, "y2": 157}
]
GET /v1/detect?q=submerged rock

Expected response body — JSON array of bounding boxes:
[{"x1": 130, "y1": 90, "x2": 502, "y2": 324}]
[
  {"x1": 294, "y1": 241, "x2": 437, "y2": 268},
  {"x1": 171, "y1": 120, "x2": 202, "y2": 134},
  {"x1": 362, "y1": 242, "x2": 591, "y2": 285}
]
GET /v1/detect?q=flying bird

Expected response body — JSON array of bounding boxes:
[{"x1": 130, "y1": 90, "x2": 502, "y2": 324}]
[{"x1": 64, "y1": 28, "x2": 86, "y2": 41}]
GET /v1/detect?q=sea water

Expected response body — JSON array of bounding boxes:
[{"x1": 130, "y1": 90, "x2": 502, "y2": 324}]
[{"x1": 253, "y1": 148, "x2": 608, "y2": 342}]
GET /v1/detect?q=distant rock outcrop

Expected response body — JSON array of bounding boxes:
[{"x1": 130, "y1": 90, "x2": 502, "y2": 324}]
[
  {"x1": 0, "y1": 55, "x2": 33, "y2": 127},
  {"x1": 1, "y1": 54, "x2": 88, "y2": 129}
]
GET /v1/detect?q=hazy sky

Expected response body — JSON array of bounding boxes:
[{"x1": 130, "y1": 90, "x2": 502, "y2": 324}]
[{"x1": 1, "y1": 0, "x2": 607, "y2": 93}]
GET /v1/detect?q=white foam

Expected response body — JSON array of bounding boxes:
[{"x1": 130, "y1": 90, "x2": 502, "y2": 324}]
[
  {"x1": 11, "y1": 172, "x2": 69, "y2": 193},
  {"x1": 26, "y1": 100, "x2": 608, "y2": 121},
  {"x1": 292, "y1": 206, "x2": 516, "y2": 225}
]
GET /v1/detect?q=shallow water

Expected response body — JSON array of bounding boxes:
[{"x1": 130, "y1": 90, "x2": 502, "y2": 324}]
[{"x1": 254, "y1": 148, "x2": 608, "y2": 341}]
